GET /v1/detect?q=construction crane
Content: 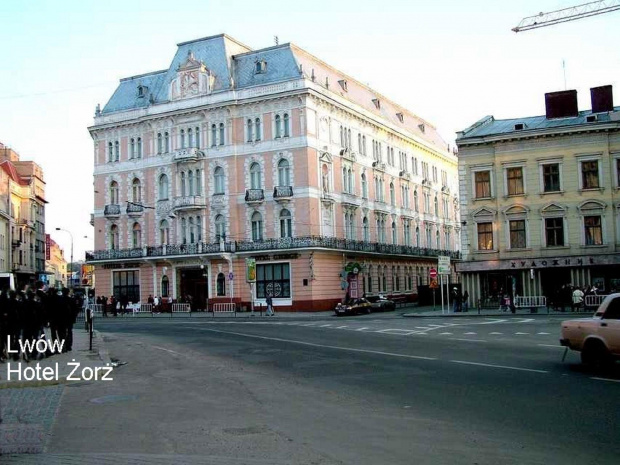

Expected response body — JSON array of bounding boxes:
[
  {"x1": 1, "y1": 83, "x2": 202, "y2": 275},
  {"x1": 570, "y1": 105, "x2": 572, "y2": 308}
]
[{"x1": 512, "y1": 0, "x2": 620, "y2": 32}]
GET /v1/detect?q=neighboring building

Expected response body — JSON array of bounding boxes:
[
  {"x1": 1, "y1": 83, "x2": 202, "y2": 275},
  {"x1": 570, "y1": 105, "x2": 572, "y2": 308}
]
[
  {"x1": 0, "y1": 163, "x2": 9, "y2": 276},
  {"x1": 45, "y1": 235, "x2": 67, "y2": 288},
  {"x1": 87, "y1": 34, "x2": 460, "y2": 311},
  {"x1": 456, "y1": 86, "x2": 620, "y2": 305},
  {"x1": 0, "y1": 143, "x2": 48, "y2": 289}
]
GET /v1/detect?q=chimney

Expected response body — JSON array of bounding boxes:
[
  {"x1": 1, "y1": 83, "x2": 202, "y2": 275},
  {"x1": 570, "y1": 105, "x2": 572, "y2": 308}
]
[
  {"x1": 590, "y1": 85, "x2": 613, "y2": 113},
  {"x1": 545, "y1": 90, "x2": 578, "y2": 119}
]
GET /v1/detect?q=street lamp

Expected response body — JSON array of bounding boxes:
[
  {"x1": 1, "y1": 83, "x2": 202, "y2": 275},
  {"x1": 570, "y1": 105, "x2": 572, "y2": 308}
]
[{"x1": 56, "y1": 227, "x2": 73, "y2": 289}]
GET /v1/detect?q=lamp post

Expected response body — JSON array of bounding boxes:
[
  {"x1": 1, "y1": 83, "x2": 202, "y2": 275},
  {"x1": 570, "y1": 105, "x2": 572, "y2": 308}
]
[{"x1": 56, "y1": 227, "x2": 73, "y2": 289}]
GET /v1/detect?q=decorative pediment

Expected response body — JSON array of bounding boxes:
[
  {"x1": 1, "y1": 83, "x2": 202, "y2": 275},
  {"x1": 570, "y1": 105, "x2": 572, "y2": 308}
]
[
  {"x1": 578, "y1": 200, "x2": 606, "y2": 212},
  {"x1": 319, "y1": 151, "x2": 333, "y2": 163},
  {"x1": 170, "y1": 51, "x2": 215, "y2": 101},
  {"x1": 503, "y1": 204, "x2": 529, "y2": 217},
  {"x1": 540, "y1": 202, "x2": 568, "y2": 216},
  {"x1": 472, "y1": 207, "x2": 497, "y2": 218}
]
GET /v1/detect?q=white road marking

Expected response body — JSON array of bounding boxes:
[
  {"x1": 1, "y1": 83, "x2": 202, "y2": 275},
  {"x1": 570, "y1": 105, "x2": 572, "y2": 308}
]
[
  {"x1": 152, "y1": 345, "x2": 184, "y2": 356},
  {"x1": 337, "y1": 326, "x2": 348, "y2": 329},
  {"x1": 439, "y1": 332, "x2": 453, "y2": 335},
  {"x1": 356, "y1": 327, "x2": 369, "y2": 331},
  {"x1": 377, "y1": 329, "x2": 416, "y2": 335},
  {"x1": 449, "y1": 338, "x2": 487, "y2": 343},
  {"x1": 538, "y1": 344, "x2": 563, "y2": 348},
  {"x1": 537, "y1": 332, "x2": 550, "y2": 335},
  {"x1": 479, "y1": 319, "x2": 507, "y2": 325},
  {"x1": 451, "y1": 360, "x2": 548, "y2": 373},
  {"x1": 591, "y1": 377, "x2": 620, "y2": 383},
  {"x1": 463, "y1": 332, "x2": 477, "y2": 335},
  {"x1": 320, "y1": 324, "x2": 332, "y2": 327},
  {"x1": 518, "y1": 319, "x2": 535, "y2": 323},
  {"x1": 489, "y1": 332, "x2": 503, "y2": 335},
  {"x1": 197, "y1": 328, "x2": 438, "y2": 360},
  {"x1": 515, "y1": 332, "x2": 530, "y2": 335}
]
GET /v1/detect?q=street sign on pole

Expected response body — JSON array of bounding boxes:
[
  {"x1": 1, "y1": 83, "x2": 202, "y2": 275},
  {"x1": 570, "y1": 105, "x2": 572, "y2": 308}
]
[
  {"x1": 430, "y1": 268, "x2": 437, "y2": 279},
  {"x1": 438, "y1": 256, "x2": 451, "y2": 275}
]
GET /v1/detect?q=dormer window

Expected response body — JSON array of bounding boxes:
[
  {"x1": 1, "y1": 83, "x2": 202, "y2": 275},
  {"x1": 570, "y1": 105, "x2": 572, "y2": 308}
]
[
  {"x1": 396, "y1": 112, "x2": 404, "y2": 123},
  {"x1": 418, "y1": 123, "x2": 426, "y2": 133},
  {"x1": 338, "y1": 80, "x2": 348, "y2": 92},
  {"x1": 255, "y1": 59, "x2": 267, "y2": 74},
  {"x1": 514, "y1": 122, "x2": 525, "y2": 130},
  {"x1": 137, "y1": 85, "x2": 146, "y2": 98},
  {"x1": 372, "y1": 98, "x2": 381, "y2": 109}
]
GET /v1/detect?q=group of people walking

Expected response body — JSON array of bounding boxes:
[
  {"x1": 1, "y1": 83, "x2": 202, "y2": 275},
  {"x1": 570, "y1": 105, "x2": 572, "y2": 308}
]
[{"x1": 0, "y1": 284, "x2": 80, "y2": 362}]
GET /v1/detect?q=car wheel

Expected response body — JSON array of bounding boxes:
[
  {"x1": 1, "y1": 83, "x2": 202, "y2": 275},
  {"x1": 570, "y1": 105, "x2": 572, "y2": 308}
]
[{"x1": 581, "y1": 340, "x2": 613, "y2": 369}]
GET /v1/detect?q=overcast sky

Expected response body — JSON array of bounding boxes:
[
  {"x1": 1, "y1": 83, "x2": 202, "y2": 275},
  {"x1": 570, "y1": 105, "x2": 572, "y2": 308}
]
[{"x1": 1, "y1": 0, "x2": 618, "y2": 261}]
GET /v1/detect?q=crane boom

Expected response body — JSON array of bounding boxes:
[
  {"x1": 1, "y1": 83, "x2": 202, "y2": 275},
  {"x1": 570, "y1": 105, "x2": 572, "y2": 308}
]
[{"x1": 512, "y1": 0, "x2": 620, "y2": 32}]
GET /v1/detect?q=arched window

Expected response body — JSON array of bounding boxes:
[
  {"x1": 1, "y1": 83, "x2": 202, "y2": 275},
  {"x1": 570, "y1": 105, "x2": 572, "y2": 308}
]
[
  {"x1": 363, "y1": 216, "x2": 369, "y2": 242},
  {"x1": 275, "y1": 114, "x2": 282, "y2": 138},
  {"x1": 250, "y1": 162, "x2": 262, "y2": 189},
  {"x1": 159, "y1": 220, "x2": 169, "y2": 245},
  {"x1": 247, "y1": 119, "x2": 253, "y2": 142},
  {"x1": 188, "y1": 170, "x2": 194, "y2": 195},
  {"x1": 251, "y1": 211, "x2": 263, "y2": 241},
  {"x1": 108, "y1": 142, "x2": 113, "y2": 162},
  {"x1": 426, "y1": 226, "x2": 432, "y2": 247},
  {"x1": 219, "y1": 123, "x2": 225, "y2": 146},
  {"x1": 367, "y1": 265, "x2": 373, "y2": 293},
  {"x1": 416, "y1": 226, "x2": 420, "y2": 247},
  {"x1": 109, "y1": 181, "x2": 119, "y2": 204},
  {"x1": 132, "y1": 223, "x2": 141, "y2": 248},
  {"x1": 392, "y1": 221, "x2": 397, "y2": 244},
  {"x1": 195, "y1": 126, "x2": 200, "y2": 148},
  {"x1": 181, "y1": 218, "x2": 187, "y2": 245},
  {"x1": 188, "y1": 128, "x2": 193, "y2": 148},
  {"x1": 180, "y1": 129, "x2": 185, "y2": 149},
  {"x1": 382, "y1": 266, "x2": 388, "y2": 293},
  {"x1": 214, "y1": 166, "x2": 225, "y2": 194},
  {"x1": 196, "y1": 215, "x2": 202, "y2": 242},
  {"x1": 395, "y1": 266, "x2": 401, "y2": 292},
  {"x1": 414, "y1": 190, "x2": 419, "y2": 212},
  {"x1": 157, "y1": 133, "x2": 162, "y2": 154},
  {"x1": 180, "y1": 172, "x2": 186, "y2": 196},
  {"x1": 217, "y1": 273, "x2": 226, "y2": 296},
  {"x1": 215, "y1": 214, "x2": 226, "y2": 241},
  {"x1": 188, "y1": 217, "x2": 195, "y2": 244},
  {"x1": 211, "y1": 124, "x2": 217, "y2": 147},
  {"x1": 158, "y1": 174, "x2": 169, "y2": 200},
  {"x1": 255, "y1": 118, "x2": 261, "y2": 141},
  {"x1": 283, "y1": 113, "x2": 290, "y2": 137},
  {"x1": 280, "y1": 209, "x2": 292, "y2": 238},
  {"x1": 361, "y1": 173, "x2": 368, "y2": 198},
  {"x1": 161, "y1": 276, "x2": 169, "y2": 297},
  {"x1": 137, "y1": 137, "x2": 142, "y2": 158},
  {"x1": 195, "y1": 169, "x2": 201, "y2": 195},
  {"x1": 164, "y1": 132, "x2": 169, "y2": 153},
  {"x1": 131, "y1": 178, "x2": 141, "y2": 203},
  {"x1": 390, "y1": 182, "x2": 395, "y2": 206},
  {"x1": 347, "y1": 129, "x2": 351, "y2": 149},
  {"x1": 278, "y1": 159, "x2": 291, "y2": 186},
  {"x1": 362, "y1": 135, "x2": 366, "y2": 156},
  {"x1": 130, "y1": 138, "x2": 135, "y2": 159},
  {"x1": 436, "y1": 230, "x2": 441, "y2": 249},
  {"x1": 109, "y1": 224, "x2": 119, "y2": 250},
  {"x1": 434, "y1": 196, "x2": 439, "y2": 216},
  {"x1": 114, "y1": 141, "x2": 120, "y2": 161}
]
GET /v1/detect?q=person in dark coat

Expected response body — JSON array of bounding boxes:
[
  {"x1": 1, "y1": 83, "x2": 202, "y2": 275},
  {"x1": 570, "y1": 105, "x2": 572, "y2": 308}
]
[
  {"x1": 0, "y1": 289, "x2": 11, "y2": 361},
  {"x1": 110, "y1": 295, "x2": 117, "y2": 317},
  {"x1": 60, "y1": 288, "x2": 78, "y2": 352}
]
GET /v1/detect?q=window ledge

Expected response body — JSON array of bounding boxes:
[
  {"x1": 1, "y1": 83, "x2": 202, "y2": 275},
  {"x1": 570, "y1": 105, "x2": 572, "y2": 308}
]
[
  {"x1": 540, "y1": 190, "x2": 564, "y2": 196},
  {"x1": 581, "y1": 244, "x2": 607, "y2": 248},
  {"x1": 475, "y1": 249, "x2": 498, "y2": 254},
  {"x1": 473, "y1": 197, "x2": 494, "y2": 202},
  {"x1": 506, "y1": 248, "x2": 532, "y2": 252},
  {"x1": 579, "y1": 187, "x2": 604, "y2": 193},
  {"x1": 543, "y1": 245, "x2": 570, "y2": 250},
  {"x1": 504, "y1": 193, "x2": 527, "y2": 199}
]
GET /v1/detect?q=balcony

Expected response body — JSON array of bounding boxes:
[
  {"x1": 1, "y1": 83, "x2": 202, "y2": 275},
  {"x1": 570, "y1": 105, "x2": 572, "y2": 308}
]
[
  {"x1": 126, "y1": 203, "x2": 144, "y2": 217},
  {"x1": 173, "y1": 147, "x2": 204, "y2": 163},
  {"x1": 86, "y1": 235, "x2": 462, "y2": 262},
  {"x1": 90, "y1": 213, "x2": 94, "y2": 226},
  {"x1": 245, "y1": 189, "x2": 264, "y2": 204},
  {"x1": 273, "y1": 186, "x2": 293, "y2": 201},
  {"x1": 210, "y1": 193, "x2": 227, "y2": 208},
  {"x1": 172, "y1": 195, "x2": 207, "y2": 211},
  {"x1": 104, "y1": 204, "x2": 121, "y2": 218}
]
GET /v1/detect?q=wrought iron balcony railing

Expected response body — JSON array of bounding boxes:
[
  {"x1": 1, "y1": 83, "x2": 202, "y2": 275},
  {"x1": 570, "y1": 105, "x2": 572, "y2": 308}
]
[
  {"x1": 126, "y1": 203, "x2": 144, "y2": 216},
  {"x1": 86, "y1": 235, "x2": 462, "y2": 262},
  {"x1": 104, "y1": 204, "x2": 121, "y2": 217},
  {"x1": 273, "y1": 186, "x2": 293, "y2": 199},
  {"x1": 245, "y1": 189, "x2": 265, "y2": 203}
]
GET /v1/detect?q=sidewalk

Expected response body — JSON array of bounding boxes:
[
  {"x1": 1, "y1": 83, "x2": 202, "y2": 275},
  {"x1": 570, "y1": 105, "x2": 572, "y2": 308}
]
[
  {"x1": 402, "y1": 303, "x2": 595, "y2": 318},
  {"x1": 0, "y1": 329, "x2": 111, "y2": 455}
]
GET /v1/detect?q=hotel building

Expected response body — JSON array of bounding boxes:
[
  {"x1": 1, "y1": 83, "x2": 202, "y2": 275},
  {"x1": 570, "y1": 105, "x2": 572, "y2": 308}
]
[{"x1": 87, "y1": 34, "x2": 459, "y2": 311}]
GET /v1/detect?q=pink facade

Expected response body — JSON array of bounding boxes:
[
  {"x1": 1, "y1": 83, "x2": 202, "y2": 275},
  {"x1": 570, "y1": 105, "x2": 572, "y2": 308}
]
[{"x1": 88, "y1": 34, "x2": 460, "y2": 311}]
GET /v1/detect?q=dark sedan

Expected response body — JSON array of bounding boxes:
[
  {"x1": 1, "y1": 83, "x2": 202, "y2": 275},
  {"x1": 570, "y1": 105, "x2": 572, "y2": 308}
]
[
  {"x1": 366, "y1": 295, "x2": 396, "y2": 312},
  {"x1": 335, "y1": 298, "x2": 372, "y2": 316}
]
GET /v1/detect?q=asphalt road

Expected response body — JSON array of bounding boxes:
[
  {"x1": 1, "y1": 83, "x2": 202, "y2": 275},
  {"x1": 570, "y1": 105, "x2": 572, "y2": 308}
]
[{"x1": 14, "y1": 313, "x2": 619, "y2": 465}]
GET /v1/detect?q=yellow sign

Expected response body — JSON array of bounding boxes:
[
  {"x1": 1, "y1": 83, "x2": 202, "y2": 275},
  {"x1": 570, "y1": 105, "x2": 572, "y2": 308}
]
[
  {"x1": 429, "y1": 278, "x2": 439, "y2": 289},
  {"x1": 246, "y1": 258, "x2": 256, "y2": 283}
]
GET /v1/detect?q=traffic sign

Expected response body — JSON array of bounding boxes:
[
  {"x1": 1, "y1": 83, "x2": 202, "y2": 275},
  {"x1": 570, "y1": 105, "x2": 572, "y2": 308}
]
[
  {"x1": 429, "y1": 279, "x2": 439, "y2": 289},
  {"x1": 228, "y1": 272, "x2": 234, "y2": 281},
  {"x1": 438, "y1": 256, "x2": 451, "y2": 275},
  {"x1": 430, "y1": 268, "x2": 437, "y2": 279}
]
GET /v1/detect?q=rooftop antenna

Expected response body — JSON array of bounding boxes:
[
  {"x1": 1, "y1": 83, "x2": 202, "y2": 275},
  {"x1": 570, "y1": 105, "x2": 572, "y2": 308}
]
[
  {"x1": 562, "y1": 59, "x2": 567, "y2": 90},
  {"x1": 274, "y1": 35, "x2": 279, "y2": 46}
]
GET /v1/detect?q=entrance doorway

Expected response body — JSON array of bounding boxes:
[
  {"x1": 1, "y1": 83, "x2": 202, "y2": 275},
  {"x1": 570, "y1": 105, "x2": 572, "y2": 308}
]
[{"x1": 179, "y1": 268, "x2": 208, "y2": 311}]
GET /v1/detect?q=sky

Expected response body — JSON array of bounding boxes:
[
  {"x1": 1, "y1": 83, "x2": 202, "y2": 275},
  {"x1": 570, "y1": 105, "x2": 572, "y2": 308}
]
[{"x1": 1, "y1": 0, "x2": 619, "y2": 262}]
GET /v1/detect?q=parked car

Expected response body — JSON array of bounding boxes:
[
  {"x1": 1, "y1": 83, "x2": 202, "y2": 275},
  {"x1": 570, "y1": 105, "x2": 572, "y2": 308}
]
[
  {"x1": 335, "y1": 298, "x2": 372, "y2": 316},
  {"x1": 560, "y1": 293, "x2": 620, "y2": 367},
  {"x1": 366, "y1": 295, "x2": 396, "y2": 312}
]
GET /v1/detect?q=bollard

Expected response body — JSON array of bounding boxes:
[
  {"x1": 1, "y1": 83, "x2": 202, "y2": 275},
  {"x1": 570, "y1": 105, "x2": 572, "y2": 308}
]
[{"x1": 477, "y1": 299, "x2": 481, "y2": 315}]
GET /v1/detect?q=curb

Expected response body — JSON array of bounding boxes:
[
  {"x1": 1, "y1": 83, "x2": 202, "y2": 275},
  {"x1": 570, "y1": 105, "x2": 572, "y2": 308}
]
[{"x1": 402, "y1": 311, "x2": 592, "y2": 318}]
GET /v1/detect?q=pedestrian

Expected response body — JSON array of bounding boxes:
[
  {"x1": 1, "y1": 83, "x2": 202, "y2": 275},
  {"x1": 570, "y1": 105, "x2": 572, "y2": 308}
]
[
  {"x1": 265, "y1": 293, "x2": 274, "y2": 316},
  {"x1": 462, "y1": 290, "x2": 469, "y2": 312},
  {"x1": 102, "y1": 295, "x2": 108, "y2": 317},
  {"x1": 452, "y1": 288, "x2": 461, "y2": 313},
  {"x1": 572, "y1": 286, "x2": 584, "y2": 312},
  {"x1": 154, "y1": 295, "x2": 160, "y2": 313}
]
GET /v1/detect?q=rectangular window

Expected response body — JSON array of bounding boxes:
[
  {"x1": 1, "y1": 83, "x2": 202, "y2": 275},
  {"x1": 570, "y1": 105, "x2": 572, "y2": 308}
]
[
  {"x1": 509, "y1": 220, "x2": 526, "y2": 249},
  {"x1": 581, "y1": 160, "x2": 600, "y2": 189},
  {"x1": 545, "y1": 217, "x2": 564, "y2": 247},
  {"x1": 543, "y1": 163, "x2": 560, "y2": 192},
  {"x1": 113, "y1": 270, "x2": 140, "y2": 303},
  {"x1": 584, "y1": 215, "x2": 603, "y2": 245},
  {"x1": 256, "y1": 263, "x2": 291, "y2": 299},
  {"x1": 477, "y1": 222, "x2": 493, "y2": 250},
  {"x1": 475, "y1": 171, "x2": 491, "y2": 198},
  {"x1": 507, "y1": 167, "x2": 524, "y2": 196}
]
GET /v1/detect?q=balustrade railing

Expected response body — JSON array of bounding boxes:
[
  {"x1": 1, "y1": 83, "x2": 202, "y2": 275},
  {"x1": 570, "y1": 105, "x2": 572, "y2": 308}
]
[
  {"x1": 104, "y1": 204, "x2": 121, "y2": 216},
  {"x1": 87, "y1": 235, "x2": 461, "y2": 262},
  {"x1": 245, "y1": 189, "x2": 265, "y2": 202},
  {"x1": 126, "y1": 203, "x2": 144, "y2": 215},
  {"x1": 273, "y1": 186, "x2": 293, "y2": 198}
]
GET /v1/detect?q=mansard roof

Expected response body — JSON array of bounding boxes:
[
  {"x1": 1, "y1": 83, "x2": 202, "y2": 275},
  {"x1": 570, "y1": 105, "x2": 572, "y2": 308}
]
[{"x1": 100, "y1": 34, "x2": 449, "y2": 152}]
